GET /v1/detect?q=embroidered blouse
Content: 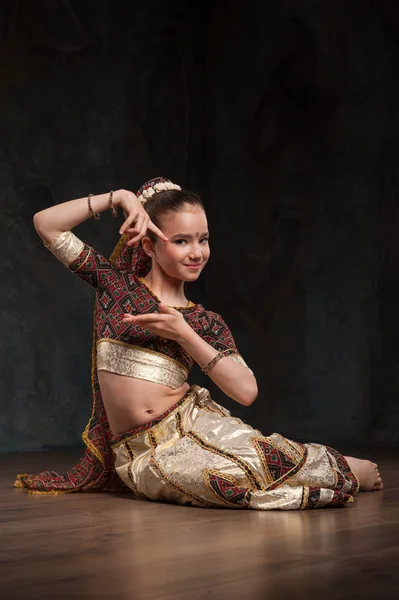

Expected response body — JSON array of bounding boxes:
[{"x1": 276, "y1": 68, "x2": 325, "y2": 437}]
[{"x1": 46, "y1": 231, "x2": 249, "y2": 388}]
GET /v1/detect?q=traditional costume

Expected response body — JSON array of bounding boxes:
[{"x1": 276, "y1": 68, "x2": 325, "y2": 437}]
[{"x1": 15, "y1": 180, "x2": 359, "y2": 509}]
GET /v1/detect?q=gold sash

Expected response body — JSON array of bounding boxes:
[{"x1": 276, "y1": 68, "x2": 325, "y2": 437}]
[{"x1": 96, "y1": 338, "x2": 188, "y2": 388}]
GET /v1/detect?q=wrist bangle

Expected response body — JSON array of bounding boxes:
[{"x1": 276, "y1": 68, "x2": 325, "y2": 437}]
[
  {"x1": 201, "y1": 352, "x2": 223, "y2": 375},
  {"x1": 109, "y1": 190, "x2": 118, "y2": 217},
  {"x1": 88, "y1": 194, "x2": 101, "y2": 220}
]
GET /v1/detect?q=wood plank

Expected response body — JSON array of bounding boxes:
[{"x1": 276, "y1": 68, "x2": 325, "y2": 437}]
[{"x1": 0, "y1": 451, "x2": 398, "y2": 600}]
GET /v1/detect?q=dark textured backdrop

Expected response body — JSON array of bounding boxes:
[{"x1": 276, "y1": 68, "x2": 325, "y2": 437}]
[{"x1": 1, "y1": 0, "x2": 399, "y2": 452}]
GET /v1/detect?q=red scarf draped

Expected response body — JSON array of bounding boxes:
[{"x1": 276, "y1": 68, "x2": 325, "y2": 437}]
[{"x1": 15, "y1": 235, "x2": 152, "y2": 494}]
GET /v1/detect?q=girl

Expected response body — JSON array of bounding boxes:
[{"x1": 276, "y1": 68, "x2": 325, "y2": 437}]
[{"x1": 16, "y1": 178, "x2": 383, "y2": 509}]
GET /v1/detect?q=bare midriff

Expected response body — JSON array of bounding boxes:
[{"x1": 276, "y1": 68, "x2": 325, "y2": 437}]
[{"x1": 98, "y1": 371, "x2": 190, "y2": 435}]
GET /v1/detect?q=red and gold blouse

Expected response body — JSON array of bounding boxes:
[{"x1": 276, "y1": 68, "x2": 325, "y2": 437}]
[{"x1": 46, "y1": 231, "x2": 248, "y2": 387}]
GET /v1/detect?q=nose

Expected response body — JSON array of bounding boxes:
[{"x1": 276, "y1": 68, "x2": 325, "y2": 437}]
[{"x1": 188, "y1": 242, "x2": 203, "y2": 261}]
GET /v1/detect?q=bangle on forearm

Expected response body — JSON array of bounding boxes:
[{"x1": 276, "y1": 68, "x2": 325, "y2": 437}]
[
  {"x1": 88, "y1": 194, "x2": 101, "y2": 220},
  {"x1": 201, "y1": 352, "x2": 223, "y2": 375},
  {"x1": 109, "y1": 190, "x2": 118, "y2": 217}
]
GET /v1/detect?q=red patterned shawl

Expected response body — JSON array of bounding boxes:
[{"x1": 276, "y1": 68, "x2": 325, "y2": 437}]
[{"x1": 15, "y1": 235, "x2": 151, "y2": 494}]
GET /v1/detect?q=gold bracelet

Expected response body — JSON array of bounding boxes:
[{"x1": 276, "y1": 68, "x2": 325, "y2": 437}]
[
  {"x1": 109, "y1": 190, "x2": 118, "y2": 217},
  {"x1": 88, "y1": 194, "x2": 101, "y2": 220},
  {"x1": 201, "y1": 352, "x2": 223, "y2": 375}
]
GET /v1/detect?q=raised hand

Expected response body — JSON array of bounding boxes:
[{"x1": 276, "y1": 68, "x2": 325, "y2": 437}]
[{"x1": 114, "y1": 189, "x2": 168, "y2": 245}]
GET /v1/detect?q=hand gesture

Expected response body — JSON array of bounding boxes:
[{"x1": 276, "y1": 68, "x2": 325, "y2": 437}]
[
  {"x1": 121, "y1": 304, "x2": 190, "y2": 343},
  {"x1": 113, "y1": 189, "x2": 168, "y2": 246}
]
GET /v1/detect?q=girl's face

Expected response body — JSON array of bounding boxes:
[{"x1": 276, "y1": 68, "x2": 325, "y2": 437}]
[{"x1": 144, "y1": 206, "x2": 210, "y2": 281}]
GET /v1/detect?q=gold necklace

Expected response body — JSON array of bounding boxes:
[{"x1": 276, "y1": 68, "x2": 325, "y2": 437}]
[{"x1": 138, "y1": 277, "x2": 195, "y2": 310}]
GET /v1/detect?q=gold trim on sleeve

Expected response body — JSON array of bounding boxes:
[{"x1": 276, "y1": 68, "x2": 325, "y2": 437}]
[{"x1": 44, "y1": 230, "x2": 85, "y2": 267}]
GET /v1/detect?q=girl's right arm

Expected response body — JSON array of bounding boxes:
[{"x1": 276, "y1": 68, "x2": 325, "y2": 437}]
[
  {"x1": 33, "y1": 189, "x2": 168, "y2": 290},
  {"x1": 33, "y1": 189, "x2": 167, "y2": 245}
]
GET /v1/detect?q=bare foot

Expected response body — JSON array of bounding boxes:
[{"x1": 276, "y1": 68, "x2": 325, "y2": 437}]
[{"x1": 345, "y1": 456, "x2": 384, "y2": 491}]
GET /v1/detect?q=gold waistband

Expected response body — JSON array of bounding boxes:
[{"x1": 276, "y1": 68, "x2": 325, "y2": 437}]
[{"x1": 96, "y1": 339, "x2": 188, "y2": 389}]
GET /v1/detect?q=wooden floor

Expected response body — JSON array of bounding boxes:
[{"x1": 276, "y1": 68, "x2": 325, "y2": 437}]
[{"x1": 0, "y1": 450, "x2": 398, "y2": 600}]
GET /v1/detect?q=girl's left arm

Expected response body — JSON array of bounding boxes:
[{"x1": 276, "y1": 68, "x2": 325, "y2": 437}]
[
  {"x1": 177, "y1": 321, "x2": 258, "y2": 407},
  {"x1": 122, "y1": 305, "x2": 258, "y2": 406}
]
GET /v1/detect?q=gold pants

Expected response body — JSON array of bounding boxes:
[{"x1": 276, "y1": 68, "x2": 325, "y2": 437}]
[{"x1": 111, "y1": 386, "x2": 359, "y2": 510}]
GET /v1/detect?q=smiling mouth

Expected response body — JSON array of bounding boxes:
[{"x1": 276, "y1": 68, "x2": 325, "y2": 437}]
[{"x1": 184, "y1": 263, "x2": 202, "y2": 269}]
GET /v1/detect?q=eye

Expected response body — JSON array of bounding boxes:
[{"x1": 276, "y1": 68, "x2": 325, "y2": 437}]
[
  {"x1": 200, "y1": 237, "x2": 209, "y2": 244},
  {"x1": 174, "y1": 239, "x2": 187, "y2": 245}
]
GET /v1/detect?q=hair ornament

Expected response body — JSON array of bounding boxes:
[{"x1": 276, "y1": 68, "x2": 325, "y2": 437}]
[{"x1": 137, "y1": 179, "x2": 182, "y2": 205}]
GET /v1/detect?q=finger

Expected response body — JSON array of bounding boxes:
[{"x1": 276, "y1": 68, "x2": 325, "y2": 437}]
[
  {"x1": 148, "y1": 220, "x2": 168, "y2": 242},
  {"x1": 119, "y1": 220, "x2": 134, "y2": 236},
  {"x1": 119, "y1": 211, "x2": 138, "y2": 235},
  {"x1": 126, "y1": 223, "x2": 145, "y2": 246},
  {"x1": 134, "y1": 317, "x2": 164, "y2": 327},
  {"x1": 158, "y1": 303, "x2": 177, "y2": 315},
  {"x1": 126, "y1": 213, "x2": 147, "y2": 234},
  {"x1": 126, "y1": 214, "x2": 145, "y2": 235},
  {"x1": 121, "y1": 311, "x2": 169, "y2": 319},
  {"x1": 128, "y1": 215, "x2": 150, "y2": 246},
  {"x1": 121, "y1": 316, "x2": 135, "y2": 324},
  {"x1": 133, "y1": 314, "x2": 168, "y2": 324}
]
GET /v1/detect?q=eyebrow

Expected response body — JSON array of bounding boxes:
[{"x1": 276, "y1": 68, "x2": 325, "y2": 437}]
[{"x1": 170, "y1": 232, "x2": 209, "y2": 239}]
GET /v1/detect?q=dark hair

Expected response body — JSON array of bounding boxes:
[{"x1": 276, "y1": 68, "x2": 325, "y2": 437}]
[{"x1": 137, "y1": 177, "x2": 205, "y2": 243}]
